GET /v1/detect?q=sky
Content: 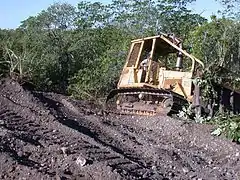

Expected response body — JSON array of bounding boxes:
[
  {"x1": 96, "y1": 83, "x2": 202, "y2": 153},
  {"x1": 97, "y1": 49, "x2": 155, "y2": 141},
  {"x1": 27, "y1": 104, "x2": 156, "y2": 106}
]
[{"x1": 0, "y1": 0, "x2": 223, "y2": 29}]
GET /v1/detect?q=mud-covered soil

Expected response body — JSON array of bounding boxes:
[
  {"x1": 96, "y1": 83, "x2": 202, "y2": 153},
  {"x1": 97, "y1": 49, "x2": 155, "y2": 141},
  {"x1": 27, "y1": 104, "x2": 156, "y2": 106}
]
[{"x1": 0, "y1": 78, "x2": 239, "y2": 180}]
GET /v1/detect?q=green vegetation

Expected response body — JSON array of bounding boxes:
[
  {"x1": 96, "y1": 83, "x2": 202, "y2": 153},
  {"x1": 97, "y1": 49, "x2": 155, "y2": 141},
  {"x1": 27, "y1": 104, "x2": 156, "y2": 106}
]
[
  {"x1": 211, "y1": 115, "x2": 240, "y2": 142},
  {"x1": 0, "y1": 0, "x2": 239, "y2": 142}
]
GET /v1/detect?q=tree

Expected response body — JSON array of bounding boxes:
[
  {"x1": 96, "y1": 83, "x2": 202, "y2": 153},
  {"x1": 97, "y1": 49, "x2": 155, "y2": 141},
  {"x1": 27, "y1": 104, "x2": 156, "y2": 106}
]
[
  {"x1": 76, "y1": 0, "x2": 206, "y2": 37},
  {"x1": 216, "y1": 0, "x2": 240, "y2": 19},
  {"x1": 189, "y1": 17, "x2": 240, "y2": 73},
  {"x1": 18, "y1": 3, "x2": 78, "y2": 93}
]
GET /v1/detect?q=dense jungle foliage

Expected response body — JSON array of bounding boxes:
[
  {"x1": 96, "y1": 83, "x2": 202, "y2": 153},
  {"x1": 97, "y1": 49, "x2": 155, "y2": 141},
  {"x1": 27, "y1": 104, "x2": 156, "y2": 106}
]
[{"x1": 0, "y1": 0, "x2": 240, "y2": 142}]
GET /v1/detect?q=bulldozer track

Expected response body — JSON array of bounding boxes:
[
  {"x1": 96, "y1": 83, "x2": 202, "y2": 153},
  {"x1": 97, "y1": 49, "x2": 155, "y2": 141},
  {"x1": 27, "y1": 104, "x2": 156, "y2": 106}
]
[{"x1": 105, "y1": 88, "x2": 186, "y2": 116}]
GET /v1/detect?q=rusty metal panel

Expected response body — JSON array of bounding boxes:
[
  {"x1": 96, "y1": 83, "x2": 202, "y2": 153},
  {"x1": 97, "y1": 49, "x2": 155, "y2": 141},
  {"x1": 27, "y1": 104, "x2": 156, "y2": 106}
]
[{"x1": 127, "y1": 43, "x2": 141, "y2": 67}]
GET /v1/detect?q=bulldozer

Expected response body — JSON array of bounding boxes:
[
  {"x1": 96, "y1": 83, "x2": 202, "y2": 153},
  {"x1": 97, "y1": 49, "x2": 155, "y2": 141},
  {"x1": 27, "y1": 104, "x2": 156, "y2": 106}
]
[{"x1": 105, "y1": 33, "x2": 240, "y2": 116}]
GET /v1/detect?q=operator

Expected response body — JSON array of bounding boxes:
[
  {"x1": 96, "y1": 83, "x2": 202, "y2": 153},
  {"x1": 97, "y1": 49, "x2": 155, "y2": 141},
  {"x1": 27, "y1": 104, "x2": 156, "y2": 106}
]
[
  {"x1": 140, "y1": 51, "x2": 159, "y2": 83},
  {"x1": 140, "y1": 51, "x2": 151, "y2": 70}
]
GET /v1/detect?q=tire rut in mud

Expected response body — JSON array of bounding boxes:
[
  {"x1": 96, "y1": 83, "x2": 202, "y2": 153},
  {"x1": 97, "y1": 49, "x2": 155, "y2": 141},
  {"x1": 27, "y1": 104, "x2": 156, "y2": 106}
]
[{"x1": 33, "y1": 92, "x2": 165, "y2": 179}]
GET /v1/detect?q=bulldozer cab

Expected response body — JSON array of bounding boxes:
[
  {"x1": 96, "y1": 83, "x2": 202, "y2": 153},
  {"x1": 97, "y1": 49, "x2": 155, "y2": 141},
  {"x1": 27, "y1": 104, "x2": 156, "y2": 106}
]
[{"x1": 117, "y1": 34, "x2": 204, "y2": 99}]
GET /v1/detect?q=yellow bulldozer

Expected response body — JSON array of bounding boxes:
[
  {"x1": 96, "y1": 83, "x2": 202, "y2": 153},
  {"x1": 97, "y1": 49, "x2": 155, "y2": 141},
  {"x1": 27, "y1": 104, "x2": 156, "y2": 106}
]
[{"x1": 105, "y1": 33, "x2": 240, "y2": 116}]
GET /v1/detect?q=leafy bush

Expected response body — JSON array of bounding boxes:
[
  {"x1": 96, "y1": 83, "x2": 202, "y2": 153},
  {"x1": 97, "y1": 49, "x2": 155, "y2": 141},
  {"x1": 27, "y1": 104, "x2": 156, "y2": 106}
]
[
  {"x1": 211, "y1": 115, "x2": 240, "y2": 143},
  {"x1": 68, "y1": 40, "x2": 128, "y2": 100}
]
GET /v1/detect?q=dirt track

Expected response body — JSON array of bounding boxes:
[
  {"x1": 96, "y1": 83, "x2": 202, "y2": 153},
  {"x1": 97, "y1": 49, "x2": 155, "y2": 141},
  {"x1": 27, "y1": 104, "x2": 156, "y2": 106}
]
[{"x1": 0, "y1": 78, "x2": 239, "y2": 180}]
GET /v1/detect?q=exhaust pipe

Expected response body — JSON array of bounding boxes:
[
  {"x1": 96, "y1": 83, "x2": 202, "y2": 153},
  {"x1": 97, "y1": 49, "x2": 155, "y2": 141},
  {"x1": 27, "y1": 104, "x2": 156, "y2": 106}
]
[
  {"x1": 168, "y1": 33, "x2": 183, "y2": 71},
  {"x1": 176, "y1": 43, "x2": 183, "y2": 70}
]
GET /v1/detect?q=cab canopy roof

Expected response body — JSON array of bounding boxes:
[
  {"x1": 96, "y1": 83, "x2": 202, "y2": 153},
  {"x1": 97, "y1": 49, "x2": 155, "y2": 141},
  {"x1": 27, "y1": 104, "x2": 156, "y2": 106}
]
[{"x1": 131, "y1": 33, "x2": 204, "y2": 68}]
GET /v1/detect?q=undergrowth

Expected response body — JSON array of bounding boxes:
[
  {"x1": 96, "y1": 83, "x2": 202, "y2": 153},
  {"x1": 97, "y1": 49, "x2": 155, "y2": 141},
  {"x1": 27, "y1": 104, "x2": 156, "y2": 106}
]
[
  {"x1": 177, "y1": 68, "x2": 240, "y2": 143},
  {"x1": 178, "y1": 106, "x2": 240, "y2": 143},
  {"x1": 211, "y1": 115, "x2": 240, "y2": 143}
]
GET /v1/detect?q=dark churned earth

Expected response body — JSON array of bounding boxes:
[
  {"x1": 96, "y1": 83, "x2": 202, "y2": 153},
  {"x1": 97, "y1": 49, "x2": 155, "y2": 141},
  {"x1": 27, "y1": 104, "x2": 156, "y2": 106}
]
[{"x1": 0, "y1": 78, "x2": 239, "y2": 180}]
